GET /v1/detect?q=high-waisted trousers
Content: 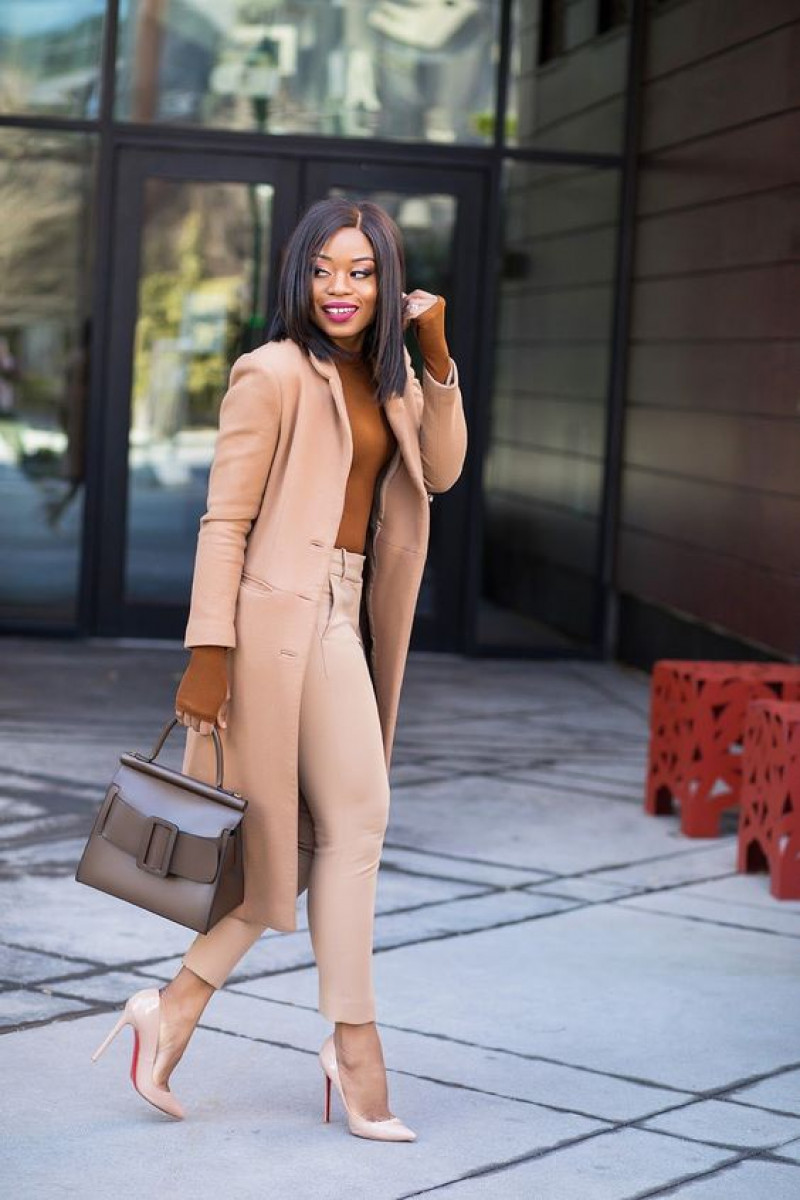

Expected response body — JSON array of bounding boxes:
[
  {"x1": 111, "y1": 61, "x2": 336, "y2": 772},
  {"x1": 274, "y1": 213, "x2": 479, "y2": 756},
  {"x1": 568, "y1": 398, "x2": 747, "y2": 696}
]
[{"x1": 182, "y1": 546, "x2": 390, "y2": 1024}]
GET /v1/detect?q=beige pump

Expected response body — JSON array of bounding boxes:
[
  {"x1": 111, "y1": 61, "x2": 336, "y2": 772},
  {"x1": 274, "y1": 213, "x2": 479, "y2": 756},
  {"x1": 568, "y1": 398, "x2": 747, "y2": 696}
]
[
  {"x1": 319, "y1": 1033, "x2": 417, "y2": 1142},
  {"x1": 91, "y1": 987, "x2": 185, "y2": 1120}
]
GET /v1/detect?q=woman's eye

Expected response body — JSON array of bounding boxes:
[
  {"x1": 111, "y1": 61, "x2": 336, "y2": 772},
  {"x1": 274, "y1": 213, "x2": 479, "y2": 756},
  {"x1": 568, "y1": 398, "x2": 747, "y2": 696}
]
[{"x1": 312, "y1": 265, "x2": 373, "y2": 279}]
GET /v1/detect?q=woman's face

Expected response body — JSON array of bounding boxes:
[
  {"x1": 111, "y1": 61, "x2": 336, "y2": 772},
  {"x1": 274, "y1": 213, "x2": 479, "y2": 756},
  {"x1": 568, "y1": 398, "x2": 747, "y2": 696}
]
[{"x1": 311, "y1": 226, "x2": 378, "y2": 351}]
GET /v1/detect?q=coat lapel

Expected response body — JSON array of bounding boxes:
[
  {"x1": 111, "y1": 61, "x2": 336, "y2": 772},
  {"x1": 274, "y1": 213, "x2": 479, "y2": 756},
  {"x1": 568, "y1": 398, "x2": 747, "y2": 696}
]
[
  {"x1": 308, "y1": 351, "x2": 425, "y2": 493},
  {"x1": 309, "y1": 352, "x2": 352, "y2": 465}
]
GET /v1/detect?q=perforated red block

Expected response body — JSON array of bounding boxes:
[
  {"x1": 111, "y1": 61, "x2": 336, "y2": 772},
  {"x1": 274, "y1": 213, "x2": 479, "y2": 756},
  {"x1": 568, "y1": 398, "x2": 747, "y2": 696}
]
[
  {"x1": 738, "y1": 700, "x2": 800, "y2": 900},
  {"x1": 646, "y1": 661, "x2": 800, "y2": 838}
]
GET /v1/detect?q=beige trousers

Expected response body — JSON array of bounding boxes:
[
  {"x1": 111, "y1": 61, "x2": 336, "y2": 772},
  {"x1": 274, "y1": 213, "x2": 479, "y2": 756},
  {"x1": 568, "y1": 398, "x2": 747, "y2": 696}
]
[{"x1": 182, "y1": 546, "x2": 391, "y2": 1023}]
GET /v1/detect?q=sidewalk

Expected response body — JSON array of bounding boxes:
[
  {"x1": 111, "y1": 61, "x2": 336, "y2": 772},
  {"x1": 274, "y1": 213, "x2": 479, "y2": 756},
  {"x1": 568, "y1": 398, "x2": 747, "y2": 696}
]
[{"x1": 1, "y1": 638, "x2": 799, "y2": 1199}]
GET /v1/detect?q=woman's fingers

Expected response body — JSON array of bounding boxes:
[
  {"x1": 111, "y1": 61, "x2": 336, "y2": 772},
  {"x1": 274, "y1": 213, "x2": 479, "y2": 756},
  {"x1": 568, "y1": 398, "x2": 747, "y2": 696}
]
[
  {"x1": 175, "y1": 707, "x2": 218, "y2": 736},
  {"x1": 404, "y1": 288, "x2": 438, "y2": 320}
]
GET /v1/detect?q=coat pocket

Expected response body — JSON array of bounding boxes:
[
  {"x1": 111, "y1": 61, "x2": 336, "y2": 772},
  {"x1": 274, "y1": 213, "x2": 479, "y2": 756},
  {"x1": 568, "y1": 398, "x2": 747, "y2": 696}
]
[{"x1": 240, "y1": 571, "x2": 275, "y2": 596}]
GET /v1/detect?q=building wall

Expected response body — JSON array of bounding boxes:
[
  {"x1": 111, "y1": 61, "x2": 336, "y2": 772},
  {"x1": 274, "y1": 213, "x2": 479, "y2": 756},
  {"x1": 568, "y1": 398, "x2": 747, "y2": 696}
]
[
  {"x1": 514, "y1": 0, "x2": 629, "y2": 153},
  {"x1": 619, "y1": 0, "x2": 800, "y2": 658}
]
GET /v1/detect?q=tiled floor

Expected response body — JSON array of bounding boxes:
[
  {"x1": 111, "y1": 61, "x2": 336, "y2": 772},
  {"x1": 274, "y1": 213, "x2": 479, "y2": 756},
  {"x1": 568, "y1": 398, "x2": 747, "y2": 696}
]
[{"x1": 1, "y1": 640, "x2": 799, "y2": 1198}]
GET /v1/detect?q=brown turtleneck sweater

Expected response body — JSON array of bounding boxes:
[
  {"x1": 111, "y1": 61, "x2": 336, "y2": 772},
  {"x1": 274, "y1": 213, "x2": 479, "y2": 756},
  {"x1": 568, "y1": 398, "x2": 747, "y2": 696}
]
[
  {"x1": 176, "y1": 296, "x2": 452, "y2": 722},
  {"x1": 334, "y1": 354, "x2": 397, "y2": 553}
]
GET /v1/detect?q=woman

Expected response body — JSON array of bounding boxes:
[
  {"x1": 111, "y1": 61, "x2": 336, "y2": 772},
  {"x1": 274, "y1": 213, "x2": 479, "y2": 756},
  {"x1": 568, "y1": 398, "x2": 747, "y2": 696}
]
[{"x1": 92, "y1": 198, "x2": 467, "y2": 1141}]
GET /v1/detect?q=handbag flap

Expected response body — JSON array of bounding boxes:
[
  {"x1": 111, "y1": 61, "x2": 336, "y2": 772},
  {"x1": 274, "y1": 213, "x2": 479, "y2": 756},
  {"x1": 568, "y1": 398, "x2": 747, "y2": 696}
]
[
  {"x1": 110, "y1": 760, "x2": 245, "y2": 839},
  {"x1": 98, "y1": 786, "x2": 229, "y2": 884},
  {"x1": 117, "y1": 758, "x2": 245, "y2": 825},
  {"x1": 120, "y1": 753, "x2": 247, "y2": 812}
]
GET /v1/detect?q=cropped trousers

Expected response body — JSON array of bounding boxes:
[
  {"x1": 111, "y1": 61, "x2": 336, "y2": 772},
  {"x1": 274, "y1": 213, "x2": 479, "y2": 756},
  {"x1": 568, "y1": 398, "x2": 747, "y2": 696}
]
[{"x1": 182, "y1": 546, "x2": 391, "y2": 1024}]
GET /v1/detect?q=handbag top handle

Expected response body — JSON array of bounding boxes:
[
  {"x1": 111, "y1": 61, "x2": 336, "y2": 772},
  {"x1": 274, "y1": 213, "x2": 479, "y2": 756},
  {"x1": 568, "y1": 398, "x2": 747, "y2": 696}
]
[{"x1": 148, "y1": 718, "x2": 225, "y2": 790}]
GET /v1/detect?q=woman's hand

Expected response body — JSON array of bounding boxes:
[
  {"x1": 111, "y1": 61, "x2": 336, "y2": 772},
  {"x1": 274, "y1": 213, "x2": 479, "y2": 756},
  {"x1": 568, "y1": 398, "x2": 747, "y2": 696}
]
[
  {"x1": 175, "y1": 645, "x2": 230, "y2": 736},
  {"x1": 402, "y1": 291, "x2": 451, "y2": 383},
  {"x1": 402, "y1": 289, "x2": 440, "y2": 329}
]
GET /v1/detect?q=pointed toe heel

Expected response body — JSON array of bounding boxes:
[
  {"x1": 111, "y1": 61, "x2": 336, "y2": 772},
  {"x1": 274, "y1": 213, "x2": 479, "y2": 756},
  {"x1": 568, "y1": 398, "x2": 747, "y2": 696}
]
[
  {"x1": 318, "y1": 1034, "x2": 416, "y2": 1142},
  {"x1": 92, "y1": 987, "x2": 185, "y2": 1120}
]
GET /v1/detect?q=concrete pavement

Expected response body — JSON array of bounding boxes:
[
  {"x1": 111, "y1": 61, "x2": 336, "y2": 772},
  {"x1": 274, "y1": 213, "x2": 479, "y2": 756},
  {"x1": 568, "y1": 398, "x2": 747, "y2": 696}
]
[{"x1": 1, "y1": 638, "x2": 799, "y2": 1198}]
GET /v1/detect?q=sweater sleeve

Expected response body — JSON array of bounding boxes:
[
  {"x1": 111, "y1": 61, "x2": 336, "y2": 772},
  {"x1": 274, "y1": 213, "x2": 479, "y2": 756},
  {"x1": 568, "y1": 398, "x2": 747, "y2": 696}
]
[
  {"x1": 183, "y1": 355, "x2": 281, "y2": 648},
  {"x1": 413, "y1": 295, "x2": 453, "y2": 384}
]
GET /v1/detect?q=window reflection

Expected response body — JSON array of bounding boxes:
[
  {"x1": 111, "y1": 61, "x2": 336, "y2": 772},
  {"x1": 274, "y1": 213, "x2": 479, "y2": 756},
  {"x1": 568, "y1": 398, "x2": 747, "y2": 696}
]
[
  {"x1": 116, "y1": 1, "x2": 499, "y2": 143},
  {"x1": 480, "y1": 160, "x2": 621, "y2": 649},
  {"x1": 125, "y1": 177, "x2": 274, "y2": 607},
  {"x1": 508, "y1": 0, "x2": 630, "y2": 153},
  {"x1": 0, "y1": 130, "x2": 94, "y2": 624},
  {"x1": 0, "y1": 1, "x2": 106, "y2": 118}
]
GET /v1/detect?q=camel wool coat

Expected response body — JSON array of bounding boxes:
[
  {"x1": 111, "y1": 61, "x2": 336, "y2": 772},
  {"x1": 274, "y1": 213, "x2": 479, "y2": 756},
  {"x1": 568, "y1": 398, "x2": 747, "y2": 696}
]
[{"x1": 180, "y1": 336, "x2": 467, "y2": 930}]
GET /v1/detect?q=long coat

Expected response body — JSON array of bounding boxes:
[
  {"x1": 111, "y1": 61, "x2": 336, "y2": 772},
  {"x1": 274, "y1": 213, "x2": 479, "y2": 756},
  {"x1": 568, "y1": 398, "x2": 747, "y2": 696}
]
[{"x1": 180, "y1": 337, "x2": 467, "y2": 930}]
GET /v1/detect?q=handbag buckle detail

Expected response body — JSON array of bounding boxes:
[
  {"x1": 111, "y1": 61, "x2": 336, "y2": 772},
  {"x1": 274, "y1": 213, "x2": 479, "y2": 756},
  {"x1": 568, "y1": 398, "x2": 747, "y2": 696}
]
[{"x1": 136, "y1": 816, "x2": 179, "y2": 878}]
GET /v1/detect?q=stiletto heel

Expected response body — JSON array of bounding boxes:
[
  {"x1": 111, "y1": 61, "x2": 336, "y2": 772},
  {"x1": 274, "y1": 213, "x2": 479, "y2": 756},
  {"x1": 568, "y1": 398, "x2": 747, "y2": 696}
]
[
  {"x1": 318, "y1": 1034, "x2": 416, "y2": 1142},
  {"x1": 91, "y1": 988, "x2": 185, "y2": 1120},
  {"x1": 91, "y1": 1012, "x2": 128, "y2": 1062}
]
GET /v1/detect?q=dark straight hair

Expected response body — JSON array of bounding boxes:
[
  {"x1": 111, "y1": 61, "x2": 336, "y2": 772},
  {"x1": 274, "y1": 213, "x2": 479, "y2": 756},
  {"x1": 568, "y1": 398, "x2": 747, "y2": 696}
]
[{"x1": 266, "y1": 197, "x2": 407, "y2": 405}]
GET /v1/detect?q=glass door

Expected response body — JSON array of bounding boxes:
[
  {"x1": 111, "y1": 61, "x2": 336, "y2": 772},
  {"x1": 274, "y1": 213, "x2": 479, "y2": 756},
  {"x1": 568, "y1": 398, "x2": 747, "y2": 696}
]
[
  {"x1": 305, "y1": 161, "x2": 484, "y2": 651},
  {"x1": 94, "y1": 148, "x2": 300, "y2": 637},
  {"x1": 94, "y1": 151, "x2": 483, "y2": 648}
]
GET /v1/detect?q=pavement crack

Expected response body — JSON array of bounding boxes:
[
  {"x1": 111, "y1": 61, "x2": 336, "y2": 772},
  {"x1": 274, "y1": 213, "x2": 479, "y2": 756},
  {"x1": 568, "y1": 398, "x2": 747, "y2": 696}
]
[
  {"x1": 394, "y1": 1124, "x2": 637, "y2": 1198},
  {"x1": 616, "y1": 902, "x2": 800, "y2": 940},
  {"x1": 629, "y1": 1150, "x2": 760, "y2": 1199}
]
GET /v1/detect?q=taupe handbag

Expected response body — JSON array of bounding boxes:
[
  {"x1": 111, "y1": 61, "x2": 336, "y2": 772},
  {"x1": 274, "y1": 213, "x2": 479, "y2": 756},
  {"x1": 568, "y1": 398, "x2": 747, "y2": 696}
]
[{"x1": 75, "y1": 718, "x2": 247, "y2": 933}]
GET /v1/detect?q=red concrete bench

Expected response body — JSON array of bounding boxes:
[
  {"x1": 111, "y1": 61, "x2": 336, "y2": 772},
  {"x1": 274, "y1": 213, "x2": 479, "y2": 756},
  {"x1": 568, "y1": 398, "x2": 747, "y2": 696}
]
[
  {"x1": 738, "y1": 700, "x2": 800, "y2": 900},
  {"x1": 646, "y1": 661, "x2": 800, "y2": 838}
]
